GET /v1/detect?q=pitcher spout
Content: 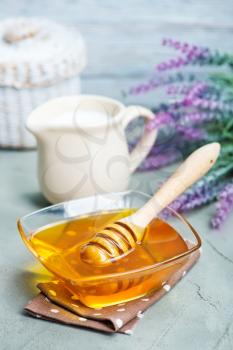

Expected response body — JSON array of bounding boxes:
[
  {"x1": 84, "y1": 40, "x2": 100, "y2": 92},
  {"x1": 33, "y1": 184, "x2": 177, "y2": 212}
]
[{"x1": 27, "y1": 97, "x2": 64, "y2": 136}]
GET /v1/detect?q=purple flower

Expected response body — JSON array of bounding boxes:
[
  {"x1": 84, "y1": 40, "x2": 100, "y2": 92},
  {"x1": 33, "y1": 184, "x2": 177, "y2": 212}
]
[
  {"x1": 166, "y1": 84, "x2": 190, "y2": 95},
  {"x1": 181, "y1": 186, "x2": 220, "y2": 211},
  {"x1": 157, "y1": 56, "x2": 190, "y2": 71},
  {"x1": 189, "y1": 98, "x2": 220, "y2": 110},
  {"x1": 156, "y1": 40, "x2": 210, "y2": 72},
  {"x1": 211, "y1": 183, "x2": 233, "y2": 229},
  {"x1": 127, "y1": 72, "x2": 187, "y2": 96},
  {"x1": 161, "y1": 167, "x2": 232, "y2": 219},
  {"x1": 180, "y1": 112, "x2": 215, "y2": 125},
  {"x1": 179, "y1": 95, "x2": 233, "y2": 112},
  {"x1": 125, "y1": 38, "x2": 233, "y2": 230},
  {"x1": 176, "y1": 125, "x2": 206, "y2": 141},
  {"x1": 161, "y1": 181, "x2": 226, "y2": 220},
  {"x1": 146, "y1": 112, "x2": 174, "y2": 131},
  {"x1": 185, "y1": 82, "x2": 208, "y2": 100},
  {"x1": 197, "y1": 99, "x2": 233, "y2": 113},
  {"x1": 139, "y1": 149, "x2": 181, "y2": 171},
  {"x1": 127, "y1": 71, "x2": 198, "y2": 97},
  {"x1": 162, "y1": 38, "x2": 210, "y2": 58}
]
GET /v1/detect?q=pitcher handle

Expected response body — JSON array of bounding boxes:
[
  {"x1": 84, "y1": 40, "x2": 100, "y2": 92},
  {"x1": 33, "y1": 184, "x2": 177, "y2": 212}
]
[{"x1": 122, "y1": 105, "x2": 158, "y2": 173}]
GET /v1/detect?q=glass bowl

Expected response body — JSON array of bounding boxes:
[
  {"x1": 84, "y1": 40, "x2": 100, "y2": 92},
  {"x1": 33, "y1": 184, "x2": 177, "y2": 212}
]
[{"x1": 17, "y1": 190, "x2": 201, "y2": 308}]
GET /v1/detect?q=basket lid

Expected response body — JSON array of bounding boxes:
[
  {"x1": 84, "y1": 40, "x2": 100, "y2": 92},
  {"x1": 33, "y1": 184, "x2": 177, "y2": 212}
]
[{"x1": 0, "y1": 17, "x2": 87, "y2": 88}]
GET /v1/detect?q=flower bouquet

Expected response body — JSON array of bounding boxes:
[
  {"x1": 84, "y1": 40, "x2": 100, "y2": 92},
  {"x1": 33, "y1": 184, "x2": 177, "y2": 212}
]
[{"x1": 127, "y1": 39, "x2": 233, "y2": 228}]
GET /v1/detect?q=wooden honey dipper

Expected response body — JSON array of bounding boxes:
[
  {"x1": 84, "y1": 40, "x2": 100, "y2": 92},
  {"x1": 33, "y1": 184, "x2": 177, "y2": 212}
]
[{"x1": 80, "y1": 143, "x2": 220, "y2": 266}]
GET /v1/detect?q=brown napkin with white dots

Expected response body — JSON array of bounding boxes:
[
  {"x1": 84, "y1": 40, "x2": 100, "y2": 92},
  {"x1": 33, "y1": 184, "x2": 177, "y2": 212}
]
[{"x1": 24, "y1": 244, "x2": 200, "y2": 335}]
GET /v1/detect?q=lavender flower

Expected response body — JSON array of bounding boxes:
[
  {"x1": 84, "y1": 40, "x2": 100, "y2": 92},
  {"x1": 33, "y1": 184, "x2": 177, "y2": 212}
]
[
  {"x1": 211, "y1": 183, "x2": 233, "y2": 229},
  {"x1": 138, "y1": 149, "x2": 181, "y2": 171},
  {"x1": 180, "y1": 112, "x2": 216, "y2": 125},
  {"x1": 156, "y1": 40, "x2": 210, "y2": 72},
  {"x1": 127, "y1": 72, "x2": 195, "y2": 96},
  {"x1": 185, "y1": 82, "x2": 208, "y2": 100},
  {"x1": 187, "y1": 97, "x2": 221, "y2": 110},
  {"x1": 127, "y1": 76, "x2": 171, "y2": 95},
  {"x1": 166, "y1": 84, "x2": 191, "y2": 96},
  {"x1": 161, "y1": 180, "x2": 228, "y2": 219},
  {"x1": 146, "y1": 112, "x2": 174, "y2": 131},
  {"x1": 156, "y1": 56, "x2": 191, "y2": 72},
  {"x1": 176, "y1": 125, "x2": 207, "y2": 141},
  {"x1": 191, "y1": 98, "x2": 233, "y2": 113},
  {"x1": 125, "y1": 38, "x2": 233, "y2": 229},
  {"x1": 162, "y1": 38, "x2": 210, "y2": 58},
  {"x1": 181, "y1": 183, "x2": 225, "y2": 211},
  {"x1": 161, "y1": 165, "x2": 233, "y2": 218}
]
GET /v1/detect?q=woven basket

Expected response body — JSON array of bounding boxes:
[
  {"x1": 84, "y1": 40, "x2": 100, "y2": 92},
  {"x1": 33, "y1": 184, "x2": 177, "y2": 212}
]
[{"x1": 0, "y1": 17, "x2": 86, "y2": 148}]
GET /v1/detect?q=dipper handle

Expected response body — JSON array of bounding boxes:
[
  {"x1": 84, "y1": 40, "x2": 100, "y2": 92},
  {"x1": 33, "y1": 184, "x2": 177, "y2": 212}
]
[
  {"x1": 80, "y1": 143, "x2": 220, "y2": 266},
  {"x1": 128, "y1": 142, "x2": 220, "y2": 228}
]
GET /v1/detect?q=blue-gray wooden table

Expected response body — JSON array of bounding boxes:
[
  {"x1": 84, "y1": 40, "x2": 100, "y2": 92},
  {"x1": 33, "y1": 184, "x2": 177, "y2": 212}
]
[{"x1": 0, "y1": 1, "x2": 233, "y2": 349}]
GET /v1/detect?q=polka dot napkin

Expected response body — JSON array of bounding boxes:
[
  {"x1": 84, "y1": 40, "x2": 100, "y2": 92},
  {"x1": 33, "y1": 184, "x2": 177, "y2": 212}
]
[{"x1": 24, "y1": 245, "x2": 200, "y2": 335}]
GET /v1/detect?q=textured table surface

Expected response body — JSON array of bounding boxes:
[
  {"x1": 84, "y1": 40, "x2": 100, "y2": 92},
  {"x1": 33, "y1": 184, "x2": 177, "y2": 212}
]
[{"x1": 1, "y1": 150, "x2": 233, "y2": 350}]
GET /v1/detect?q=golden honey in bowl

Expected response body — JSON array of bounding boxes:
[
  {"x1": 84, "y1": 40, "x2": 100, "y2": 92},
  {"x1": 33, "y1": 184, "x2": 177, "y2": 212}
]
[{"x1": 26, "y1": 208, "x2": 189, "y2": 308}]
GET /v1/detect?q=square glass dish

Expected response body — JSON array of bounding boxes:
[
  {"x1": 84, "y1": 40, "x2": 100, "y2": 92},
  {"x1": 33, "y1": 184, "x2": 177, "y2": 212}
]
[{"x1": 17, "y1": 191, "x2": 201, "y2": 308}]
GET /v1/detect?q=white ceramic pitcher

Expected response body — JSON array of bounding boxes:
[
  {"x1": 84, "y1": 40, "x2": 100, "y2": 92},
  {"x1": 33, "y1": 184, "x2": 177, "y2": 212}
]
[{"x1": 27, "y1": 95, "x2": 157, "y2": 203}]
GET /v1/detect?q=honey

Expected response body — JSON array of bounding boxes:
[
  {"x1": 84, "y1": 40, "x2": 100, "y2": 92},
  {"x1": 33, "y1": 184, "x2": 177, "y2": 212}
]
[{"x1": 28, "y1": 209, "x2": 188, "y2": 308}]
